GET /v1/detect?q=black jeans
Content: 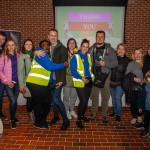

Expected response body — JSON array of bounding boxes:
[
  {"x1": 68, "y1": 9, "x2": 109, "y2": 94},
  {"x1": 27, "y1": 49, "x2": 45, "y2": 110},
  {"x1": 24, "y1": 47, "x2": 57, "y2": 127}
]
[
  {"x1": 130, "y1": 91, "x2": 142, "y2": 118},
  {"x1": 26, "y1": 97, "x2": 33, "y2": 113},
  {"x1": 143, "y1": 110, "x2": 150, "y2": 131},
  {"x1": 27, "y1": 83, "x2": 52, "y2": 125},
  {"x1": 76, "y1": 87, "x2": 92, "y2": 120}
]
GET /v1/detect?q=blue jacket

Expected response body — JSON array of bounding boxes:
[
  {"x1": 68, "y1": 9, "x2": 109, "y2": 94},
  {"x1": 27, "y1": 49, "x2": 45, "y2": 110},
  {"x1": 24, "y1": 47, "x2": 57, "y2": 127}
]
[
  {"x1": 70, "y1": 50, "x2": 91, "y2": 79},
  {"x1": 139, "y1": 83, "x2": 150, "y2": 111},
  {"x1": 34, "y1": 51, "x2": 65, "y2": 82}
]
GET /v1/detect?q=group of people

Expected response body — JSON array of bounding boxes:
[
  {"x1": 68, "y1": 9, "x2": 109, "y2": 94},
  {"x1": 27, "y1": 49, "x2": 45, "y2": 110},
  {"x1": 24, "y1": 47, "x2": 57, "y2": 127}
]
[{"x1": 0, "y1": 29, "x2": 150, "y2": 138}]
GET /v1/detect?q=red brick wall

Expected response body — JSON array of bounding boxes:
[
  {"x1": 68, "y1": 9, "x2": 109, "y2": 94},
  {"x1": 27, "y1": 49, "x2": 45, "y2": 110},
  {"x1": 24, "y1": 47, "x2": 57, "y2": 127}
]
[
  {"x1": 126, "y1": 0, "x2": 150, "y2": 56},
  {"x1": 0, "y1": 0, "x2": 150, "y2": 56}
]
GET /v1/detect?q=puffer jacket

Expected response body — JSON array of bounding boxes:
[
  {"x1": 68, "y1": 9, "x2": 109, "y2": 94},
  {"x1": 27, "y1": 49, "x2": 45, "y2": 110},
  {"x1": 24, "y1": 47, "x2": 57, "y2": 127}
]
[{"x1": 111, "y1": 55, "x2": 130, "y2": 83}]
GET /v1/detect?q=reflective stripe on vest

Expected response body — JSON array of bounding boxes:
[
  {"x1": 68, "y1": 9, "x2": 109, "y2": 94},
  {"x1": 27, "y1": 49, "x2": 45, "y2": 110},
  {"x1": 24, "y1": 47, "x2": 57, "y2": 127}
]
[
  {"x1": 26, "y1": 59, "x2": 51, "y2": 86},
  {"x1": 72, "y1": 54, "x2": 94, "y2": 88}
]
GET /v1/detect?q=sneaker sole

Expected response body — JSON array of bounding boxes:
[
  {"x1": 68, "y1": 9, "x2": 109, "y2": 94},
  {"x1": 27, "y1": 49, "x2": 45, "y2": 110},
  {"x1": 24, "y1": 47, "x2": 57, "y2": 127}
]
[{"x1": 141, "y1": 133, "x2": 149, "y2": 137}]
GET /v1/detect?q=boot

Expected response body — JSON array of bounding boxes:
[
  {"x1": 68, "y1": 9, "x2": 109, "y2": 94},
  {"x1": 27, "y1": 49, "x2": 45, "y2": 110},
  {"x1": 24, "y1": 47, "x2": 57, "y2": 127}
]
[
  {"x1": 60, "y1": 119, "x2": 70, "y2": 131},
  {"x1": 28, "y1": 112, "x2": 35, "y2": 124}
]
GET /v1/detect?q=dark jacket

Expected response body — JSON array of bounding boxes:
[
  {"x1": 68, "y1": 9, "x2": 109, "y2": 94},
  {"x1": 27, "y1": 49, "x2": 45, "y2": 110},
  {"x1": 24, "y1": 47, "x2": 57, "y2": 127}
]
[
  {"x1": 111, "y1": 55, "x2": 130, "y2": 83},
  {"x1": 51, "y1": 41, "x2": 68, "y2": 85},
  {"x1": 142, "y1": 54, "x2": 150, "y2": 76},
  {"x1": 88, "y1": 43, "x2": 118, "y2": 75}
]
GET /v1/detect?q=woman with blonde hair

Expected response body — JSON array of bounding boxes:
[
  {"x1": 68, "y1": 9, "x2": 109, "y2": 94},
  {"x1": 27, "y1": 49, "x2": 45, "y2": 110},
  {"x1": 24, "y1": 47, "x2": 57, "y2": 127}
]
[
  {"x1": 0, "y1": 39, "x2": 20, "y2": 129},
  {"x1": 126, "y1": 48, "x2": 144, "y2": 124},
  {"x1": 109, "y1": 43, "x2": 130, "y2": 122}
]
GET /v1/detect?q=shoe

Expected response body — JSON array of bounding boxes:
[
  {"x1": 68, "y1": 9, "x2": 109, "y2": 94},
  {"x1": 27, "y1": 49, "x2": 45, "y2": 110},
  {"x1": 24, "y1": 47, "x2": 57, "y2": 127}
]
[
  {"x1": 109, "y1": 111, "x2": 115, "y2": 117},
  {"x1": 76, "y1": 120, "x2": 84, "y2": 129},
  {"x1": 140, "y1": 130, "x2": 149, "y2": 137},
  {"x1": 33, "y1": 123, "x2": 41, "y2": 128},
  {"x1": 81, "y1": 116, "x2": 89, "y2": 122},
  {"x1": 14, "y1": 118, "x2": 19, "y2": 123},
  {"x1": 116, "y1": 115, "x2": 121, "y2": 122},
  {"x1": 137, "y1": 116, "x2": 143, "y2": 123},
  {"x1": 70, "y1": 110, "x2": 77, "y2": 118},
  {"x1": 60, "y1": 119, "x2": 70, "y2": 131},
  {"x1": 67, "y1": 111, "x2": 72, "y2": 120},
  {"x1": 131, "y1": 118, "x2": 137, "y2": 124},
  {"x1": 135, "y1": 122, "x2": 144, "y2": 129},
  {"x1": 11, "y1": 120, "x2": 16, "y2": 129},
  {"x1": 40, "y1": 123, "x2": 48, "y2": 129},
  {"x1": 88, "y1": 114, "x2": 96, "y2": 120},
  {"x1": 28, "y1": 112, "x2": 35, "y2": 124},
  {"x1": 0, "y1": 113, "x2": 8, "y2": 121},
  {"x1": 102, "y1": 116, "x2": 108, "y2": 123},
  {"x1": 48, "y1": 116, "x2": 60, "y2": 126}
]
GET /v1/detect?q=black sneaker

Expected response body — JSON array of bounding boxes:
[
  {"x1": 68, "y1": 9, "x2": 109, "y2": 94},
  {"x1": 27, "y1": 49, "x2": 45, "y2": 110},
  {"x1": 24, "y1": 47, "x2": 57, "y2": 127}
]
[
  {"x1": 0, "y1": 113, "x2": 8, "y2": 121},
  {"x1": 135, "y1": 122, "x2": 144, "y2": 129},
  {"x1": 14, "y1": 118, "x2": 19, "y2": 123},
  {"x1": 102, "y1": 116, "x2": 108, "y2": 123},
  {"x1": 116, "y1": 115, "x2": 121, "y2": 122},
  {"x1": 60, "y1": 119, "x2": 70, "y2": 131},
  {"x1": 33, "y1": 123, "x2": 41, "y2": 128},
  {"x1": 88, "y1": 114, "x2": 96, "y2": 120},
  {"x1": 11, "y1": 120, "x2": 16, "y2": 129},
  {"x1": 81, "y1": 116, "x2": 89, "y2": 122},
  {"x1": 109, "y1": 112, "x2": 115, "y2": 117},
  {"x1": 76, "y1": 120, "x2": 84, "y2": 129},
  {"x1": 48, "y1": 116, "x2": 60, "y2": 126},
  {"x1": 140, "y1": 130, "x2": 149, "y2": 137},
  {"x1": 40, "y1": 123, "x2": 48, "y2": 129}
]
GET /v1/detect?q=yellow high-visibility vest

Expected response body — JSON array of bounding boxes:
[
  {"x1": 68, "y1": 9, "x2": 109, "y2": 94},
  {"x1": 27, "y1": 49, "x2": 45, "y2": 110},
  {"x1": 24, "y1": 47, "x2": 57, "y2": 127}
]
[
  {"x1": 26, "y1": 59, "x2": 51, "y2": 86},
  {"x1": 72, "y1": 54, "x2": 94, "y2": 88}
]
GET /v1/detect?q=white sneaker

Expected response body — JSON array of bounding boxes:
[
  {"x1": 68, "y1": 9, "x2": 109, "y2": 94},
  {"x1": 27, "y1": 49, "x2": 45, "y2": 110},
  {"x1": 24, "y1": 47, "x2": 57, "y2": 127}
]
[
  {"x1": 67, "y1": 111, "x2": 72, "y2": 120},
  {"x1": 131, "y1": 118, "x2": 137, "y2": 124},
  {"x1": 70, "y1": 110, "x2": 77, "y2": 118},
  {"x1": 137, "y1": 116, "x2": 142, "y2": 123}
]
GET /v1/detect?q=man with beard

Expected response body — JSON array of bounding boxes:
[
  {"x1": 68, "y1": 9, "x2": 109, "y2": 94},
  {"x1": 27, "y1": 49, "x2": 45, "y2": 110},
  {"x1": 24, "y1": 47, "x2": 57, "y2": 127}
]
[{"x1": 88, "y1": 30, "x2": 118, "y2": 123}]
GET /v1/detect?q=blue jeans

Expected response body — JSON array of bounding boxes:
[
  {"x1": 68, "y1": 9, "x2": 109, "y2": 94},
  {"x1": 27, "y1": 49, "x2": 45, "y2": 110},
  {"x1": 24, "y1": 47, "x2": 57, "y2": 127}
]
[
  {"x1": 110, "y1": 86, "x2": 124, "y2": 116},
  {"x1": 51, "y1": 80, "x2": 67, "y2": 120},
  {"x1": 0, "y1": 82, "x2": 5, "y2": 114},
  {"x1": 5, "y1": 83, "x2": 19, "y2": 120}
]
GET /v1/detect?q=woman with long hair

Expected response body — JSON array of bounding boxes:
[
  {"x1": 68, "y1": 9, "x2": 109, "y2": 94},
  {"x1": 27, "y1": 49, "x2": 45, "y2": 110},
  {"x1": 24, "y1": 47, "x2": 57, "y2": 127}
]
[
  {"x1": 0, "y1": 39, "x2": 20, "y2": 129},
  {"x1": 18, "y1": 39, "x2": 35, "y2": 123}
]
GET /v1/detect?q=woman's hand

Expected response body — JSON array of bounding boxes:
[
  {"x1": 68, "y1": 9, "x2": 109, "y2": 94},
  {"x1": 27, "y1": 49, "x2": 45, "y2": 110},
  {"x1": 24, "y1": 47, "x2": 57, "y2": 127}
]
[
  {"x1": 82, "y1": 77, "x2": 89, "y2": 84},
  {"x1": 7, "y1": 81, "x2": 14, "y2": 88},
  {"x1": 20, "y1": 87, "x2": 26, "y2": 94},
  {"x1": 134, "y1": 77, "x2": 142, "y2": 83},
  {"x1": 63, "y1": 61, "x2": 69, "y2": 67},
  {"x1": 34, "y1": 50, "x2": 45, "y2": 58}
]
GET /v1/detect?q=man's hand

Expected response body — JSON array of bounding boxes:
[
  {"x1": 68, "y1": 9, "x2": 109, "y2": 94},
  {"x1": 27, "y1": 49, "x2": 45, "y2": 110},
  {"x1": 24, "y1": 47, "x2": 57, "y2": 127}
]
[
  {"x1": 99, "y1": 61, "x2": 105, "y2": 66},
  {"x1": 7, "y1": 81, "x2": 14, "y2": 88},
  {"x1": 55, "y1": 82, "x2": 63, "y2": 89},
  {"x1": 34, "y1": 50, "x2": 45, "y2": 58},
  {"x1": 64, "y1": 61, "x2": 69, "y2": 67}
]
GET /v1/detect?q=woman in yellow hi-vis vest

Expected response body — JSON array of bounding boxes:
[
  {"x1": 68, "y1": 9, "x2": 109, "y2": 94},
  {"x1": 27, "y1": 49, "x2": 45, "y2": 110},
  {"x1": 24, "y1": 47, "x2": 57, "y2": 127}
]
[
  {"x1": 70, "y1": 39, "x2": 94, "y2": 129},
  {"x1": 26, "y1": 47, "x2": 68, "y2": 129}
]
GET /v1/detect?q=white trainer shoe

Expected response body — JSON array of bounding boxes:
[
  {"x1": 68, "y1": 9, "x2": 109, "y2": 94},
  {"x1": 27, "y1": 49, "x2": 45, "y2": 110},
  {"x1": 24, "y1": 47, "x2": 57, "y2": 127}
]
[
  {"x1": 67, "y1": 111, "x2": 72, "y2": 120},
  {"x1": 70, "y1": 110, "x2": 77, "y2": 118},
  {"x1": 131, "y1": 118, "x2": 137, "y2": 124},
  {"x1": 137, "y1": 116, "x2": 142, "y2": 123}
]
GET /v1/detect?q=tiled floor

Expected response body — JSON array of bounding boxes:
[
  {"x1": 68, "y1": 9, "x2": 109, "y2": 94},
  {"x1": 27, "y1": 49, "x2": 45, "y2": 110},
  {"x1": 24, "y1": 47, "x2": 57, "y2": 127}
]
[{"x1": 0, "y1": 98, "x2": 150, "y2": 150}]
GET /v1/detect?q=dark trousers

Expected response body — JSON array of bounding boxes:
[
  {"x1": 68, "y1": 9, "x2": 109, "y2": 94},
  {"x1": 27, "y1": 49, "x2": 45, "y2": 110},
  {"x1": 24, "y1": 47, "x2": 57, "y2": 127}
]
[
  {"x1": 143, "y1": 110, "x2": 150, "y2": 131},
  {"x1": 27, "y1": 83, "x2": 52, "y2": 125},
  {"x1": 76, "y1": 87, "x2": 92, "y2": 120},
  {"x1": 130, "y1": 91, "x2": 142, "y2": 118},
  {"x1": 26, "y1": 97, "x2": 33, "y2": 113}
]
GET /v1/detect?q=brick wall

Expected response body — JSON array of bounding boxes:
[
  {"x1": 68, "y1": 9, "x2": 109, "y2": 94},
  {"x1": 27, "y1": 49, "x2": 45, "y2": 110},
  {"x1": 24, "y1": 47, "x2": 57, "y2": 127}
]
[{"x1": 0, "y1": 0, "x2": 150, "y2": 56}]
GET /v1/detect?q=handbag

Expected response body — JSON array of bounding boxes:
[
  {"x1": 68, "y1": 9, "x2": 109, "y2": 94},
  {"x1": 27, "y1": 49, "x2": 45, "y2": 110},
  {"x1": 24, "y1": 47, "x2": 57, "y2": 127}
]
[
  {"x1": 93, "y1": 72, "x2": 109, "y2": 88},
  {"x1": 110, "y1": 81, "x2": 120, "y2": 88}
]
